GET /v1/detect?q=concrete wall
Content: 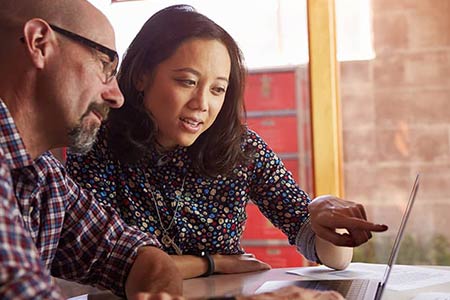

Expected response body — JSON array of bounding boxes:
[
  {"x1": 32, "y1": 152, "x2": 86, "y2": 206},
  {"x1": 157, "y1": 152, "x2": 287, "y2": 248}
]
[{"x1": 340, "y1": 0, "x2": 450, "y2": 259}]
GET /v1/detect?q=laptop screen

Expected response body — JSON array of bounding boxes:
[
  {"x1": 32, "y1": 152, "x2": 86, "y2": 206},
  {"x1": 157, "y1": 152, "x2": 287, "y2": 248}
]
[{"x1": 375, "y1": 174, "x2": 420, "y2": 300}]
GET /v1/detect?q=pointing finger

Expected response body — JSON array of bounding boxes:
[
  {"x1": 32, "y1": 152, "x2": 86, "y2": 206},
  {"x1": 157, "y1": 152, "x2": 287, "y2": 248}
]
[{"x1": 325, "y1": 215, "x2": 388, "y2": 232}]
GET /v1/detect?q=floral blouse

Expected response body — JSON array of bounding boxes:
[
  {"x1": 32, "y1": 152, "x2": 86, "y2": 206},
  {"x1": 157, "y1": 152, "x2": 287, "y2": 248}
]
[{"x1": 66, "y1": 127, "x2": 318, "y2": 262}]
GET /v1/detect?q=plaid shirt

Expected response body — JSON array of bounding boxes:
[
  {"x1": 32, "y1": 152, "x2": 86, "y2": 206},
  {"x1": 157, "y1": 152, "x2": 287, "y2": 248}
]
[{"x1": 0, "y1": 99, "x2": 160, "y2": 299}]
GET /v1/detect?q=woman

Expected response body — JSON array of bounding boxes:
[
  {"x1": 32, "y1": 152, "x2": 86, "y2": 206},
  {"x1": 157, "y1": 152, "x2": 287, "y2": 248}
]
[{"x1": 66, "y1": 4, "x2": 387, "y2": 279}]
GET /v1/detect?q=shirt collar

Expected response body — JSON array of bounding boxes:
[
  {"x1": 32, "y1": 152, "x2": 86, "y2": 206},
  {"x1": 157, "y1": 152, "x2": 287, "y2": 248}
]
[{"x1": 0, "y1": 98, "x2": 33, "y2": 169}]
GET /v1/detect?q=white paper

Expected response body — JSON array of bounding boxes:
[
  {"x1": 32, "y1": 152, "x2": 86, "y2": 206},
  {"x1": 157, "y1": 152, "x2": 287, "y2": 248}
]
[
  {"x1": 287, "y1": 263, "x2": 450, "y2": 291},
  {"x1": 67, "y1": 295, "x2": 88, "y2": 300},
  {"x1": 287, "y1": 262, "x2": 383, "y2": 280},
  {"x1": 412, "y1": 293, "x2": 450, "y2": 300}
]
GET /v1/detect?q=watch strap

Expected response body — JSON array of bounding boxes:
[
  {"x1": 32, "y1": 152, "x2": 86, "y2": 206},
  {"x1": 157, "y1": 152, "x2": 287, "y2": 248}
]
[{"x1": 200, "y1": 251, "x2": 215, "y2": 277}]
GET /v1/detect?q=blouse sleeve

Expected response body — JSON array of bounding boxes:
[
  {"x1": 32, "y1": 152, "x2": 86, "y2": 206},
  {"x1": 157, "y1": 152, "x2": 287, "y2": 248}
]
[
  {"x1": 246, "y1": 130, "x2": 319, "y2": 262},
  {"x1": 65, "y1": 127, "x2": 119, "y2": 211}
]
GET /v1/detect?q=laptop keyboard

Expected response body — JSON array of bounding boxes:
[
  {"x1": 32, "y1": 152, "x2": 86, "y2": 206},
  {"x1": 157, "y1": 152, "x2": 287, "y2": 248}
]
[
  {"x1": 346, "y1": 280, "x2": 369, "y2": 299},
  {"x1": 294, "y1": 279, "x2": 369, "y2": 300}
]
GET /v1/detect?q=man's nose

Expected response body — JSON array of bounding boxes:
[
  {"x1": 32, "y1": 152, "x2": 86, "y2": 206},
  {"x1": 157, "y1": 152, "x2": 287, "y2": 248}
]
[{"x1": 102, "y1": 77, "x2": 124, "y2": 108}]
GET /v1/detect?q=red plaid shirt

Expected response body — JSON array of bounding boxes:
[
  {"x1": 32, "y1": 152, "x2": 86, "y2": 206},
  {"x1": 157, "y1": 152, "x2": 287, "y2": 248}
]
[{"x1": 0, "y1": 99, "x2": 159, "y2": 299}]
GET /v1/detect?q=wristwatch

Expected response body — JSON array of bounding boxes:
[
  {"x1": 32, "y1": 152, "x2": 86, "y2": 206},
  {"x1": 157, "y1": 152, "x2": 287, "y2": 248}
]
[{"x1": 198, "y1": 251, "x2": 215, "y2": 277}]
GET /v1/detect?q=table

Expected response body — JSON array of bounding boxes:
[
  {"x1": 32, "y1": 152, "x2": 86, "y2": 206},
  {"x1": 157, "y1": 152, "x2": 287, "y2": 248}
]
[
  {"x1": 57, "y1": 265, "x2": 450, "y2": 300},
  {"x1": 182, "y1": 267, "x2": 450, "y2": 300}
]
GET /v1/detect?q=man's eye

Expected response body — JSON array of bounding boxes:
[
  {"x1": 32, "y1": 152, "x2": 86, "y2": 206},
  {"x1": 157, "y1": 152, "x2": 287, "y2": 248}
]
[{"x1": 100, "y1": 60, "x2": 109, "y2": 71}]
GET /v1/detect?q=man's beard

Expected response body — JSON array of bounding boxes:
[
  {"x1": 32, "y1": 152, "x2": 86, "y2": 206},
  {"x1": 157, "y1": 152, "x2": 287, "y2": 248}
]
[{"x1": 67, "y1": 102, "x2": 109, "y2": 155}]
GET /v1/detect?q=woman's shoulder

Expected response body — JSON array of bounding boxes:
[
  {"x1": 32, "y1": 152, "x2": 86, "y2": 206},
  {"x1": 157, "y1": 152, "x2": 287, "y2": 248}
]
[
  {"x1": 243, "y1": 127, "x2": 262, "y2": 143},
  {"x1": 242, "y1": 127, "x2": 273, "y2": 152}
]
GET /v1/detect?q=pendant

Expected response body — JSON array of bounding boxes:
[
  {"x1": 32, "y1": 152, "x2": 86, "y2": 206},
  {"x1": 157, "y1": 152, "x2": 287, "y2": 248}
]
[
  {"x1": 161, "y1": 233, "x2": 173, "y2": 247},
  {"x1": 161, "y1": 233, "x2": 183, "y2": 256}
]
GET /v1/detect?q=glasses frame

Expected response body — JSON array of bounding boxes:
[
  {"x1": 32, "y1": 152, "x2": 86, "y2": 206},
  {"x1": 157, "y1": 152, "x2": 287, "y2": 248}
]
[
  {"x1": 20, "y1": 23, "x2": 119, "y2": 83},
  {"x1": 49, "y1": 24, "x2": 118, "y2": 83}
]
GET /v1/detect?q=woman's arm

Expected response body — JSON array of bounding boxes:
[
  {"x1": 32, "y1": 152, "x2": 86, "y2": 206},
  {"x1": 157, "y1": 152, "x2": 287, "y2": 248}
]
[
  {"x1": 245, "y1": 131, "x2": 314, "y2": 262},
  {"x1": 170, "y1": 254, "x2": 270, "y2": 279},
  {"x1": 243, "y1": 131, "x2": 385, "y2": 270}
]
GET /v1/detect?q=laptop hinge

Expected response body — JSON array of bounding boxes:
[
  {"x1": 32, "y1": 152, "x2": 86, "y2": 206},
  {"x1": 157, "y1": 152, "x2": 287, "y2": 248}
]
[{"x1": 374, "y1": 282, "x2": 383, "y2": 300}]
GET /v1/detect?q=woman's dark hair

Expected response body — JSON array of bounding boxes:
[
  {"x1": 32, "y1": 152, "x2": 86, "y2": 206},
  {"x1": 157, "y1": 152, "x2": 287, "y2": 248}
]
[{"x1": 108, "y1": 4, "x2": 250, "y2": 177}]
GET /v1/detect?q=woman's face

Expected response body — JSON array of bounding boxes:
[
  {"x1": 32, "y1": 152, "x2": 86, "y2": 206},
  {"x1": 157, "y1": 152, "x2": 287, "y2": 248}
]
[{"x1": 140, "y1": 38, "x2": 231, "y2": 150}]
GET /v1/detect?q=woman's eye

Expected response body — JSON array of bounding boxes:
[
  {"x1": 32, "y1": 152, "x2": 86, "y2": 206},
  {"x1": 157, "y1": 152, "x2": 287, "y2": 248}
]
[
  {"x1": 212, "y1": 86, "x2": 226, "y2": 95},
  {"x1": 176, "y1": 79, "x2": 196, "y2": 86}
]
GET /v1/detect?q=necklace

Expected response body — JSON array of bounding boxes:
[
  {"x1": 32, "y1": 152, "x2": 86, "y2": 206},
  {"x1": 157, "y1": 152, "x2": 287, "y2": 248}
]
[{"x1": 145, "y1": 174, "x2": 186, "y2": 256}]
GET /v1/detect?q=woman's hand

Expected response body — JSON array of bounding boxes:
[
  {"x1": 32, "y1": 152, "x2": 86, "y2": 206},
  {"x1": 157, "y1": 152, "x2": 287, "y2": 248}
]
[
  {"x1": 308, "y1": 195, "x2": 388, "y2": 247},
  {"x1": 214, "y1": 253, "x2": 271, "y2": 274}
]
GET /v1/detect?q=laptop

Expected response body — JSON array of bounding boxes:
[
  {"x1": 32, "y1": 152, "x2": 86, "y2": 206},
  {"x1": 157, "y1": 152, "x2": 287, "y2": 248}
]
[{"x1": 256, "y1": 174, "x2": 420, "y2": 300}]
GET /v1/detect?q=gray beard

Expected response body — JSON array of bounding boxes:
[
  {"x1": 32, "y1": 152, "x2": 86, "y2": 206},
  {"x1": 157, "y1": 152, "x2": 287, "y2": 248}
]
[
  {"x1": 66, "y1": 102, "x2": 109, "y2": 155},
  {"x1": 67, "y1": 121, "x2": 99, "y2": 155}
]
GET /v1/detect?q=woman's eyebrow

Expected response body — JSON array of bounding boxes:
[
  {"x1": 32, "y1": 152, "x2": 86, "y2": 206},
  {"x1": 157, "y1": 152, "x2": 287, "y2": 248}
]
[
  {"x1": 172, "y1": 67, "x2": 229, "y2": 83},
  {"x1": 172, "y1": 67, "x2": 200, "y2": 76}
]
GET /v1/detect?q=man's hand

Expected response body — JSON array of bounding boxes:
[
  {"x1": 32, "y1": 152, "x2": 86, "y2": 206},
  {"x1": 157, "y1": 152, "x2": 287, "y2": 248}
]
[
  {"x1": 129, "y1": 292, "x2": 185, "y2": 300},
  {"x1": 309, "y1": 195, "x2": 388, "y2": 247},
  {"x1": 130, "y1": 286, "x2": 343, "y2": 300},
  {"x1": 126, "y1": 246, "x2": 183, "y2": 299},
  {"x1": 238, "y1": 286, "x2": 344, "y2": 300},
  {"x1": 214, "y1": 253, "x2": 271, "y2": 274}
]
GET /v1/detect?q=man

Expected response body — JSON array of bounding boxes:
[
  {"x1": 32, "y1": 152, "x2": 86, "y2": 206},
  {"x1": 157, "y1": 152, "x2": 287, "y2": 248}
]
[{"x1": 0, "y1": 1, "x2": 343, "y2": 299}]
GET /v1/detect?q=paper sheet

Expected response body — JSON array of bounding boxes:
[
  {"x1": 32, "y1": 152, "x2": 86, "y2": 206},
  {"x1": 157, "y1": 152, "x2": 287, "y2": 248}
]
[
  {"x1": 287, "y1": 263, "x2": 450, "y2": 291},
  {"x1": 67, "y1": 295, "x2": 88, "y2": 300},
  {"x1": 412, "y1": 293, "x2": 450, "y2": 300}
]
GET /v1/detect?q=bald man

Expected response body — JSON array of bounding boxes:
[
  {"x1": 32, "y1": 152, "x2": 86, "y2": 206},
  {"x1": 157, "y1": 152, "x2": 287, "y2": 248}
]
[{"x1": 0, "y1": 0, "x2": 183, "y2": 299}]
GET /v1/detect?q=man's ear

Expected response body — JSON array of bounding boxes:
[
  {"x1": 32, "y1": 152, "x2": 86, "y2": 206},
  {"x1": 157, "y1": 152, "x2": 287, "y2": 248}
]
[{"x1": 22, "y1": 19, "x2": 56, "y2": 70}]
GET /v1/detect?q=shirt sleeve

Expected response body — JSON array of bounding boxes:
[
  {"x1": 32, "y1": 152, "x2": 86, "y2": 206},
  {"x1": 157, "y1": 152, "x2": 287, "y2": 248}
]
[
  {"x1": 246, "y1": 130, "x2": 319, "y2": 262},
  {"x1": 0, "y1": 157, "x2": 64, "y2": 299},
  {"x1": 295, "y1": 217, "x2": 320, "y2": 263},
  {"x1": 44, "y1": 154, "x2": 160, "y2": 297}
]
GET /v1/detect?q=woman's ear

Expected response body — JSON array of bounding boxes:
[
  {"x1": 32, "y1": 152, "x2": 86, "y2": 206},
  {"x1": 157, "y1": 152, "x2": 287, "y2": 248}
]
[
  {"x1": 22, "y1": 19, "x2": 56, "y2": 69},
  {"x1": 135, "y1": 72, "x2": 151, "y2": 91}
]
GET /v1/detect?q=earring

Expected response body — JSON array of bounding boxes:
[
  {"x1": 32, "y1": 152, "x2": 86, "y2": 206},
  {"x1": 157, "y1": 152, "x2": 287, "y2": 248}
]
[{"x1": 137, "y1": 91, "x2": 145, "y2": 103}]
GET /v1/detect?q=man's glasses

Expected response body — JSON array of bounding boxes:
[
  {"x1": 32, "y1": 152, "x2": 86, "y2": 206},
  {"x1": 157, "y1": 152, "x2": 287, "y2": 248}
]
[
  {"x1": 49, "y1": 24, "x2": 118, "y2": 84},
  {"x1": 21, "y1": 23, "x2": 119, "y2": 83}
]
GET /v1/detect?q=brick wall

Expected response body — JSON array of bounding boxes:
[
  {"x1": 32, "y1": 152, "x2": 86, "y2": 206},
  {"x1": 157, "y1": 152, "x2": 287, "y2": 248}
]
[{"x1": 340, "y1": 0, "x2": 450, "y2": 247}]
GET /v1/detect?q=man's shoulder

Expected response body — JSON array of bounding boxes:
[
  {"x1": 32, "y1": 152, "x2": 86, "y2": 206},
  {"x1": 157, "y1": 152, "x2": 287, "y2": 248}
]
[
  {"x1": 32, "y1": 151, "x2": 71, "y2": 186},
  {"x1": 0, "y1": 150, "x2": 11, "y2": 184},
  {"x1": 37, "y1": 151, "x2": 65, "y2": 169}
]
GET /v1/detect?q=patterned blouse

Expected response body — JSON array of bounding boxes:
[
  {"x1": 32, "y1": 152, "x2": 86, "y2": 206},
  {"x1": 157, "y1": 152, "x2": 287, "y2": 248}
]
[{"x1": 66, "y1": 127, "x2": 318, "y2": 262}]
